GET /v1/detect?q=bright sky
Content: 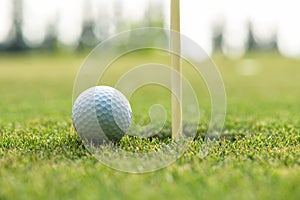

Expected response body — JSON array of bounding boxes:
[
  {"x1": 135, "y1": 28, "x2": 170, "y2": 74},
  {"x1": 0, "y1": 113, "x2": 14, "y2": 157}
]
[
  {"x1": 0, "y1": 0, "x2": 300, "y2": 57},
  {"x1": 0, "y1": 0, "x2": 12, "y2": 43}
]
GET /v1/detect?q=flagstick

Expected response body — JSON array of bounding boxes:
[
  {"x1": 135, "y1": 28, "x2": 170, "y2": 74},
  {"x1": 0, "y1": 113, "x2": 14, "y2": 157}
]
[{"x1": 171, "y1": 0, "x2": 182, "y2": 138}]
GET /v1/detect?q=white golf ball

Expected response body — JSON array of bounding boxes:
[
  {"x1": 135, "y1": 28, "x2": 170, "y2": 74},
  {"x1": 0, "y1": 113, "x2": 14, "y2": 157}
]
[{"x1": 72, "y1": 86, "x2": 132, "y2": 144}]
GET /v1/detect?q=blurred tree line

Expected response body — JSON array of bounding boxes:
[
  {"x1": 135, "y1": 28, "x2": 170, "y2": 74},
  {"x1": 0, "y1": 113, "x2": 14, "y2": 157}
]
[
  {"x1": 0, "y1": 0, "x2": 278, "y2": 53},
  {"x1": 0, "y1": 0, "x2": 166, "y2": 52}
]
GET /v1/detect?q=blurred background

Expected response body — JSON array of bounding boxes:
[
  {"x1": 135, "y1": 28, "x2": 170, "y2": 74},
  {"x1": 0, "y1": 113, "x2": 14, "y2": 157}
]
[{"x1": 1, "y1": 0, "x2": 300, "y2": 58}]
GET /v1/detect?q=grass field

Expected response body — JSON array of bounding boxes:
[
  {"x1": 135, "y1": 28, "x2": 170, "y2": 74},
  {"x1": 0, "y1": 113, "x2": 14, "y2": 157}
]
[{"x1": 0, "y1": 52, "x2": 299, "y2": 200}]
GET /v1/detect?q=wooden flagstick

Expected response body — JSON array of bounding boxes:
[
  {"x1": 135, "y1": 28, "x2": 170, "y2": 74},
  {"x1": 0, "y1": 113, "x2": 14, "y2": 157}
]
[{"x1": 171, "y1": 0, "x2": 182, "y2": 138}]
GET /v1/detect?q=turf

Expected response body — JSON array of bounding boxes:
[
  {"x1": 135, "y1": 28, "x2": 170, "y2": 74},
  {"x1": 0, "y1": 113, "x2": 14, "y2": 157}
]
[{"x1": 0, "y1": 51, "x2": 299, "y2": 200}]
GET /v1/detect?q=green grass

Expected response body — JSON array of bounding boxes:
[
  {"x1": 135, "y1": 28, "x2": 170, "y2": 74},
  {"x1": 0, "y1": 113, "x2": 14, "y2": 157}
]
[{"x1": 0, "y1": 52, "x2": 299, "y2": 200}]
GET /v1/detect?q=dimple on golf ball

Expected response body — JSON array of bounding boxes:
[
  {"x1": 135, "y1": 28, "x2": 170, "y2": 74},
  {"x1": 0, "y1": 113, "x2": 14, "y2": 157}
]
[{"x1": 72, "y1": 86, "x2": 132, "y2": 144}]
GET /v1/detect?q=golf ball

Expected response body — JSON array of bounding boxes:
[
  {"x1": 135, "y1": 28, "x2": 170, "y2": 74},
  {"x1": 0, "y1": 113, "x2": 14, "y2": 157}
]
[{"x1": 72, "y1": 86, "x2": 132, "y2": 144}]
